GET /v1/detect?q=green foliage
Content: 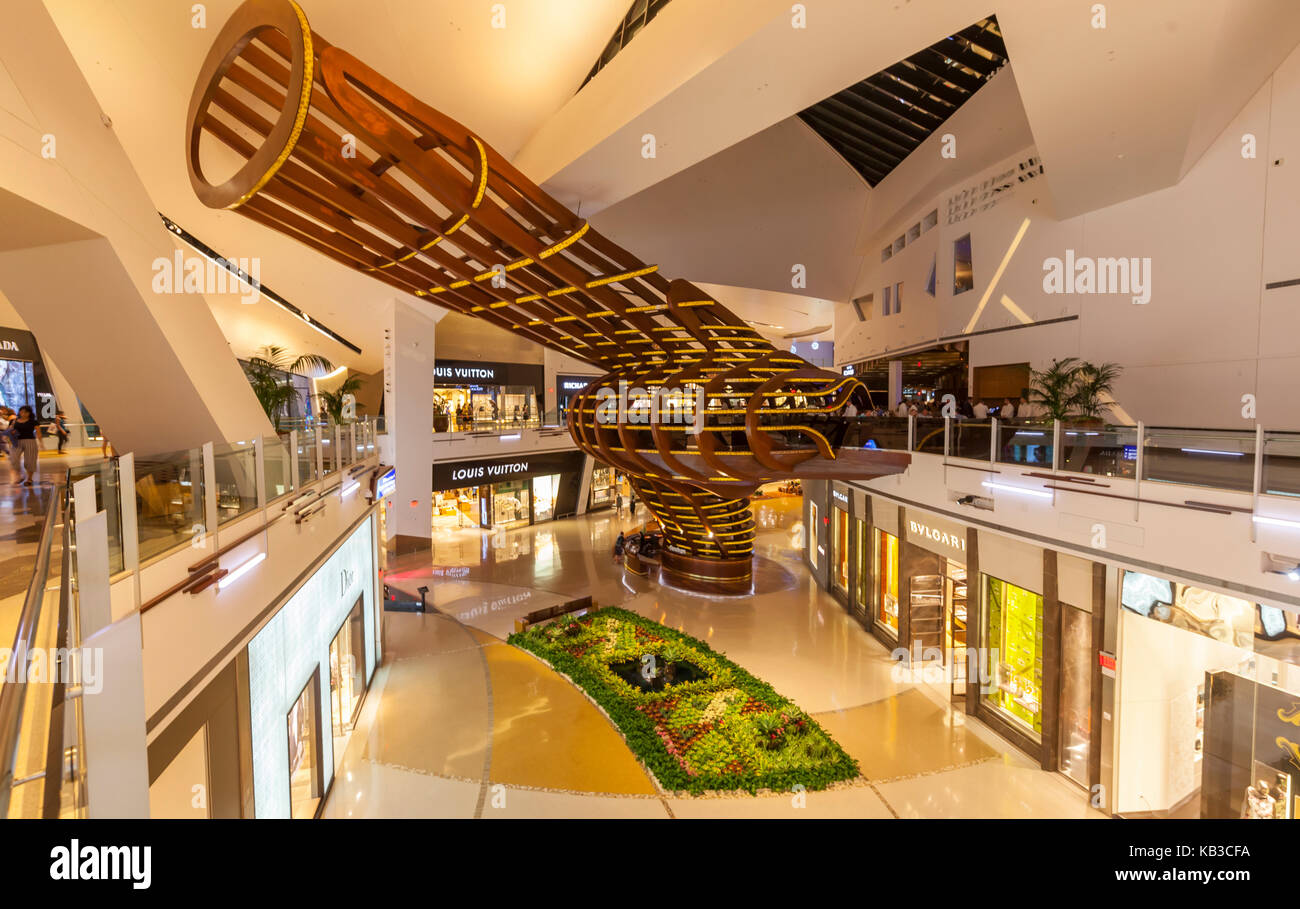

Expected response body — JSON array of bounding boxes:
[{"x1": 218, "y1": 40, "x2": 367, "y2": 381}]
[
  {"x1": 509, "y1": 607, "x2": 859, "y2": 795},
  {"x1": 318, "y1": 374, "x2": 365, "y2": 424},
  {"x1": 243, "y1": 344, "x2": 334, "y2": 430},
  {"x1": 1024, "y1": 358, "x2": 1123, "y2": 422}
]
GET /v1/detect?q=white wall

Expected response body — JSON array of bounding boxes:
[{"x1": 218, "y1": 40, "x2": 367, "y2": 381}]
[{"x1": 837, "y1": 44, "x2": 1300, "y2": 430}]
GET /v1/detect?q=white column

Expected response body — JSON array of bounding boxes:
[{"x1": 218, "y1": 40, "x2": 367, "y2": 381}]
[
  {"x1": 887, "y1": 360, "x2": 903, "y2": 410},
  {"x1": 384, "y1": 299, "x2": 438, "y2": 553}
]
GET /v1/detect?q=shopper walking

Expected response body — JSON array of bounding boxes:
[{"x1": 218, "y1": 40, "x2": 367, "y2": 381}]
[
  {"x1": 11, "y1": 405, "x2": 41, "y2": 486},
  {"x1": 51, "y1": 410, "x2": 70, "y2": 453}
]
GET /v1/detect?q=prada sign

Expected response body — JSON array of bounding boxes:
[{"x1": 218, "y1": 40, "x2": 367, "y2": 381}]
[{"x1": 906, "y1": 516, "x2": 967, "y2": 559}]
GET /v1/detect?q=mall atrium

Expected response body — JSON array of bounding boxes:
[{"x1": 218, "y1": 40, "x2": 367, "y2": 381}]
[{"x1": 2, "y1": 0, "x2": 1300, "y2": 843}]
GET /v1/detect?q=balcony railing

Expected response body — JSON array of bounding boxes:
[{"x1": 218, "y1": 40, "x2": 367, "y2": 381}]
[{"x1": 842, "y1": 416, "x2": 1300, "y2": 499}]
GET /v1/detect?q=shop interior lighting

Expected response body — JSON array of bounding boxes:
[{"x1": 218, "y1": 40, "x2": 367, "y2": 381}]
[
  {"x1": 218, "y1": 551, "x2": 266, "y2": 590},
  {"x1": 981, "y1": 481, "x2": 1052, "y2": 500},
  {"x1": 499, "y1": 433, "x2": 521, "y2": 441},
  {"x1": 341, "y1": 480, "x2": 360, "y2": 497},
  {"x1": 1181, "y1": 448, "x2": 1245, "y2": 456}
]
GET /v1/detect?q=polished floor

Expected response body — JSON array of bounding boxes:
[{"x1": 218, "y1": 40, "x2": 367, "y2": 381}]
[{"x1": 324, "y1": 497, "x2": 1103, "y2": 819}]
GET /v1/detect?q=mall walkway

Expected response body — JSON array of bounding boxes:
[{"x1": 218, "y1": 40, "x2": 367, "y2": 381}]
[
  {"x1": 325, "y1": 498, "x2": 1103, "y2": 819},
  {"x1": 0, "y1": 445, "x2": 103, "y2": 649}
]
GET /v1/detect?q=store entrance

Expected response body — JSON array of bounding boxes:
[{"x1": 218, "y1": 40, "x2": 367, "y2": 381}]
[{"x1": 907, "y1": 556, "x2": 967, "y2": 702}]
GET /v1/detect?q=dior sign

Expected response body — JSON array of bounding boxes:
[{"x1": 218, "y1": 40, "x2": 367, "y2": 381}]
[{"x1": 909, "y1": 519, "x2": 966, "y2": 553}]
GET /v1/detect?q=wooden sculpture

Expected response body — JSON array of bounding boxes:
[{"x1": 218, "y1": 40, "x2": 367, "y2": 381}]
[{"x1": 187, "y1": 0, "x2": 910, "y2": 593}]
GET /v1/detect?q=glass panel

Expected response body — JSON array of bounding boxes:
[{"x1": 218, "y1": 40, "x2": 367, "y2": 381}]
[
  {"x1": 262, "y1": 435, "x2": 294, "y2": 502},
  {"x1": 1262, "y1": 431, "x2": 1300, "y2": 497},
  {"x1": 1059, "y1": 604, "x2": 1092, "y2": 787},
  {"x1": 321, "y1": 427, "x2": 338, "y2": 476},
  {"x1": 212, "y1": 441, "x2": 258, "y2": 525},
  {"x1": 68, "y1": 459, "x2": 125, "y2": 574},
  {"x1": 296, "y1": 429, "x2": 318, "y2": 485},
  {"x1": 949, "y1": 419, "x2": 992, "y2": 460},
  {"x1": 1059, "y1": 424, "x2": 1137, "y2": 477},
  {"x1": 983, "y1": 574, "x2": 1043, "y2": 739},
  {"x1": 912, "y1": 417, "x2": 945, "y2": 454},
  {"x1": 287, "y1": 677, "x2": 320, "y2": 820},
  {"x1": 134, "y1": 449, "x2": 205, "y2": 562},
  {"x1": 875, "y1": 529, "x2": 899, "y2": 632},
  {"x1": 1143, "y1": 428, "x2": 1254, "y2": 492},
  {"x1": 996, "y1": 421, "x2": 1052, "y2": 467},
  {"x1": 846, "y1": 416, "x2": 910, "y2": 451},
  {"x1": 954, "y1": 233, "x2": 974, "y2": 293}
]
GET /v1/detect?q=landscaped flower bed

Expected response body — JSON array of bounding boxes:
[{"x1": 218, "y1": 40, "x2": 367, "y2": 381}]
[{"x1": 507, "y1": 607, "x2": 859, "y2": 794}]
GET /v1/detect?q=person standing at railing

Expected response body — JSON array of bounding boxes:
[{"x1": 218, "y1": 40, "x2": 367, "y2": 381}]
[
  {"x1": 11, "y1": 405, "x2": 40, "y2": 486},
  {"x1": 973, "y1": 399, "x2": 989, "y2": 419},
  {"x1": 1001, "y1": 398, "x2": 1017, "y2": 422}
]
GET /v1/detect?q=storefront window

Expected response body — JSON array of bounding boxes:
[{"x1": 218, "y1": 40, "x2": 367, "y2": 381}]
[
  {"x1": 832, "y1": 507, "x2": 849, "y2": 591},
  {"x1": 329, "y1": 598, "x2": 367, "y2": 770},
  {"x1": 532, "y1": 474, "x2": 560, "y2": 523},
  {"x1": 1116, "y1": 570, "x2": 1300, "y2": 818},
  {"x1": 1058, "y1": 604, "x2": 1092, "y2": 788},
  {"x1": 854, "y1": 519, "x2": 868, "y2": 613},
  {"x1": 808, "y1": 501, "x2": 818, "y2": 569},
  {"x1": 874, "y1": 529, "x2": 899, "y2": 632},
  {"x1": 433, "y1": 486, "x2": 480, "y2": 528},
  {"x1": 287, "y1": 677, "x2": 321, "y2": 819},
  {"x1": 492, "y1": 479, "x2": 530, "y2": 528},
  {"x1": 590, "y1": 464, "x2": 614, "y2": 509},
  {"x1": 983, "y1": 575, "x2": 1043, "y2": 738}
]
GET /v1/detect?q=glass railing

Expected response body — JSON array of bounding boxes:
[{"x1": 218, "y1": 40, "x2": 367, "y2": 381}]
[
  {"x1": 297, "y1": 428, "x2": 318, "y2": 486},
  {"x1": 212, "y1": 440, "x2": 258, "y2": 525},
  {"x1": 135, "y1": 447, "x2": 206, "y2": 563},
  {"x1": 996, "y1": 421, "x2": 1053, "y2": 468},
  {"x1": 949, "y1": 419, "x2": 993, "y2": 460},
  {"x1": 1142, "y1": 428, "x2": 1255, "y2": 492},
  {"x1": 263, "y1": 434, "x2": 295, "y2": 503},
  {"x1": 1060, "y1": 424, "x2": 1137, "y2": 478},
  {"x1": 836, "y1": 415, "x2": 1294, "y2": 499},
  {"x1": 0, "y1": 477, "x2": 84, "y2": 818},
  {"x1": 1262, "y1": 431, "x2": 1300, "y2": 497}
]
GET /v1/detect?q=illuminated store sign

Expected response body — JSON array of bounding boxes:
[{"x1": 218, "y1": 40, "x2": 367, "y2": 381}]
[
  {"x1": 558, "y1": 375, "x2": 599, "y2": 392},
  {"x1": 832, "y1": 489, "x2": 849, "y2": 505},
  {"x1": 908, "y1": 519, "x2": 966, "y2": 553},
  {"x1": 374, "y1": 466, "x2": 396, "y2": 499},
  {"x1": 451, "y1": 461, "x2": 529, "y2": 483},
  {"x1": 434, "y1": 450, "x2": 585, "y2": 491},
  {"x1": 435, "y1": 364, "x2": 497, "y2": 382}
]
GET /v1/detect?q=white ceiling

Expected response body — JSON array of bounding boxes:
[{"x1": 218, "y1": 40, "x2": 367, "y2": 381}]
[{"x1": 43, "y1": 0, "x2": 629, "y2": 373}]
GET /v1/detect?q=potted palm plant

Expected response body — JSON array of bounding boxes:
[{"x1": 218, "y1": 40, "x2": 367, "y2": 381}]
[
  {"x1": 1024, "y1": 357, "x2": 1082, "y2": 423},
  {"x1": 317, "y1": 374, "x2": 365, "y2": 424},
  {"x1": 243, "y1": 345, "x2": 334, "y2": 431},
  {"x1": 1072, "y1": 362, "x2": 1122, "y2": 426}
]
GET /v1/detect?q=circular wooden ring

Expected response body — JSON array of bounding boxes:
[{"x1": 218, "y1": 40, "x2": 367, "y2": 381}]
[{"x1": 185, "y1": 0, "x2": 313, "y2": 210}]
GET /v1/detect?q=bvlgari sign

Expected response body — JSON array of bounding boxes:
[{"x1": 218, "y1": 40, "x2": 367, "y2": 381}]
[{"x1": 907, "y1": 518, "x2": 967, "y2": 557}]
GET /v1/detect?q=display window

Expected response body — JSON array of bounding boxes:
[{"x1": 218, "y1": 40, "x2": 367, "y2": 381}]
[
  {"x1": 589, "y1": 464, "x2": 615, "y2": 509},
  {"x1": 1116, "y1": 570, "x2": 1300, "y2": 818},
  {"x1": 831, "y1": 507, "x2": 849, "y2": 591},
  {"x1": 983, "y1": 574, "x2": 1043, "y2": 738},
  {"x1": 532, "y1": 474, "x2": 560, "y2": 523},
  {"x1": 433, "y1": 486, "x2": 480, "y2": 528},
  {"x1": 491, "y1": 479, "x2": 530, "y2": 528},
  {"x1": 329, "y1": 598, "x2": 367, "y2": 771},
  {"x1": 1058, "y1": 603, "x2": 1092, "y2": 788},
  {"x1": 808, "y1": 501, "x2": 818, "y2": 569},
  {"x1": 287, "y1": 676, "x2": 322, "y2": 819},
  {"x1": 873, "y1": 529, "x2": 899, "y2": 632},
  {"x1": 854, "y1": 519, "x2": 869, "y2": 615}
]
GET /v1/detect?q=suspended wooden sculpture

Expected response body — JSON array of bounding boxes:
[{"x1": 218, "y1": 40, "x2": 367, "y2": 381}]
[{"x1": 187, "y1": 0, "x2": 910, "y2": 593}]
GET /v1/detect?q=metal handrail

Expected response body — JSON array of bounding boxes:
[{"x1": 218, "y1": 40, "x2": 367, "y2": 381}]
[{"x1": 0, "y1": 474, "x2": 68, "y2": 816}]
